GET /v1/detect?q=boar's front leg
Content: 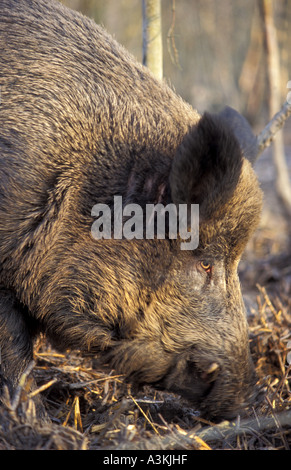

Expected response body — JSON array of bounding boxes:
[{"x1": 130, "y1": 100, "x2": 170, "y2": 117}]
[{"x1": 0, "y1": 287, "x2": 36, "y2": 396}]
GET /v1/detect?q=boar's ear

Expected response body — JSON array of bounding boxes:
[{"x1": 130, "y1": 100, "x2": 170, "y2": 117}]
[
  {"x1": 169, "y1": 112, "x2": 243, "y2": 220},
  {"x1": 217, "y1": 106, "x2": 258, "y2": 163}
]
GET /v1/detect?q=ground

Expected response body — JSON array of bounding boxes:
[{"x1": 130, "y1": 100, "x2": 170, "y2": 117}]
[{"x1": 0, "y1": 144, "x2": 290, "y2": 451}]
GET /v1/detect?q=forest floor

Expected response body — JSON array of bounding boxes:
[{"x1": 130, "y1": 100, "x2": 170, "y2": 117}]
[{"x1": 0, "y1": 145, "x2": 290, "y2": 451}]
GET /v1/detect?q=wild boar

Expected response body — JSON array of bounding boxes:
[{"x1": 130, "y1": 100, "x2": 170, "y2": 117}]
[{"x1": 0, "y1": 0, "x2": 263, "y2": 421}]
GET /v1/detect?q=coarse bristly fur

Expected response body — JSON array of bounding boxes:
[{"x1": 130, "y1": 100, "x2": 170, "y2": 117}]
[{"x1": 0, "y1": 0, "x2": 263, "y2": 421}]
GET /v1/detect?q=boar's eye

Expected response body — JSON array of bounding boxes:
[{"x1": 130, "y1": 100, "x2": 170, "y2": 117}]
[{"x1": 199, "y1": 261, "x2": 212, "y2": 274}]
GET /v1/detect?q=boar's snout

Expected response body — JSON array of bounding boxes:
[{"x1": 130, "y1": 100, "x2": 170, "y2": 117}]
[{"x1": 161, "y1": 349, "x2": 259, "y2": 421}]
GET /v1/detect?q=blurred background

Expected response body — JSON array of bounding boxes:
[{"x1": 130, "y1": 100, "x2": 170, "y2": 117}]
[{"x1": 60, "y1": 0, "x2": 291, "y2": 132}]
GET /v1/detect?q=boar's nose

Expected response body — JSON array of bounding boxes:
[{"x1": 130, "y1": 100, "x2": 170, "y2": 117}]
[
  {"x1": 187, "y1": 358, "x2": 221, "y2": 388},
  {"x1": 196, "y1": 361, "x2": 260, "y2": 421},
  {"x1": 183, "y1": 357, "x2": 259, "y2": 421},
  {"x1": 162, "y1": 352, "x2": 259, "y2": 421},
  {"x1": 194, "y1": 361, "x2": 223, "y2": 403},
  {"x1": 183, "y1": 358, "x2": 223, "y2": 400}
]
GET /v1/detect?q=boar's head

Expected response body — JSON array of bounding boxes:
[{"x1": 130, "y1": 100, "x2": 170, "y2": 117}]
[{"x1": 50, "y1": 111, "x2": 262, "y2": 422}]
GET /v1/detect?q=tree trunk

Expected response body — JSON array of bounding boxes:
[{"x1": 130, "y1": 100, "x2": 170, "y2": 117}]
[
  {"x1": 142, "y1": 0, "x2": 163, "y2": 81},
  {"x1": 259, "y1": 0, "x2": 291, "y2": 215}
]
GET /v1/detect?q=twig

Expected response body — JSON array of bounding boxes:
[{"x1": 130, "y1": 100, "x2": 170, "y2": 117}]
[
  {"x1": 28, "y1": 378, "x2": 57, "y2": 398},
  {"x1": 68, "y1": 375, "x2": 123, "y2": 390},
  {"x1": 167, "y1": 0, "x2": 181, "y2": 69},
  {"x1": 195, "y1": 411, "x2": 291, "y2": 443},
  {"x1": 130, "y1": 394, "x2": 160, "y2": 435},
  {"x1": 256, "y1": 100, "x2": 291, "y2": 159},
  {"x1": 11, "y1": 361, "x2": 36, "y2": 411},
  {"x1": 256, "y1": 284, "x2": 282, "y2": 324}
]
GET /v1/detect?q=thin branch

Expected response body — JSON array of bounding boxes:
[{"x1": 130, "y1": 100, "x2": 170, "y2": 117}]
[
  {"x1": 167, "y1": 0, "x2": 181, "y2": 69},
  {"x1": 256, "y1": 100, "x2": 291, "y2": 159},
  {"x1": 196, "y1": 411, "x2": 291, "y2": 443}
]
